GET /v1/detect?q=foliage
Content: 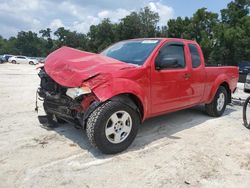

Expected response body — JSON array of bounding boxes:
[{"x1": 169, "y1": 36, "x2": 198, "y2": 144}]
[
  {"x1": 210, "y1": 0, "x2": 250, "y2": 65},
  {"x1": 87, "y1": 19, "x2": 116, "y2": 52},
  {"x1": 0, "y1": 1, "x2": 249, "y2": 65}
]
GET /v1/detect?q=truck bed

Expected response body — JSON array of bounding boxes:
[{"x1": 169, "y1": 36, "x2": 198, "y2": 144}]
[{"x1": 203, "y1": 66, "x2": 239, "y2": 103}]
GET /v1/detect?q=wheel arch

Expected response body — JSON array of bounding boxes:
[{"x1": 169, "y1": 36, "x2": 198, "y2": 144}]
[
  {"x1": 90, "y1": 78, "x2": 148, "y2": 120},
  {"x1": 220, "y1": 81, "x2": 231, "y2": 104},
  {"x1": 82, "y1": 92, "x2": 145, "y2": 130},
  {"x1": 206, "y1": 74, "x2": 231, "y2": 104},
  {"x1": 109, "y1": 93, "x2": 144, "y2": 122}
]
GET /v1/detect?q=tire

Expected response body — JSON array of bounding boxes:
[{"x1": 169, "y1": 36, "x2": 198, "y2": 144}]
[
  {"x1": 205, "y1": 86, "x2": 228, "y2": 117},
  {"x1": 29, "y1": 61, "x2": 34, "y2": 65},
  {"x1": 11, "y1": 60, "x2": 16, "y2": 64},
  {"x1": 243, "y1": 96, "x2": 250, "y2": 129},
  {"x1": 86, "y1": 101, "x2": 140, "y2": 154}
]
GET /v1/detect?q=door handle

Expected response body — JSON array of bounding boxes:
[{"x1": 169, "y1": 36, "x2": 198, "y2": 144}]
[{"x1": 183, "y1": 73, "x2": 191, "y2": 79}]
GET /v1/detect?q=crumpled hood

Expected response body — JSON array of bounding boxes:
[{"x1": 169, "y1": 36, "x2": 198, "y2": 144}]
[{"x1": 44, "y1": 46, "x2": 135, "y2": 87}]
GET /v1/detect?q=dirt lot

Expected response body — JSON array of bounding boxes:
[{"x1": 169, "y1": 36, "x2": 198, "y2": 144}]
[{"x1": 0, "y1": 63, "x2": 250, "y2": 188}]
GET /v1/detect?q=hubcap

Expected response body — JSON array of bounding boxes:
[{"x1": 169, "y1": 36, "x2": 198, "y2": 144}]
[
  {"x1": 105, "y1": 111, "x2": 132, "y2": 144},
  {"x1": 217, "y1": 93, "x2": 225, "y2": 111}
]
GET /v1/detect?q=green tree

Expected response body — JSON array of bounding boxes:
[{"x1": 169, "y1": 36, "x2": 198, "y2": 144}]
[
  {"x1": 0, "y1": 1, "x2": 249, "y2": 64},
  {"x1": 167, "y1": 17, "x2": 192, "y2": 38},
  {"x1": 15, "y1": 31, "x2": 44, "y2": 56},
  {"x1": 54, "y1": 27, "x2": 71, "y2": 47},
  {"x1": 210, "y1": 0, "x2": 250, "y2": 65},
  {"x1": 117, "y1": 7, "x2": 159, "y2": 40},
  {"x1": 191, "y1": 8, "x2": 219, "y2": 62},
  {"x1": 221, "y1": 0, "x2": 250, "y2": 26},
  {"x1": 39, "y1": 28, "x2": 54, "y2": 54},
  {"x1": 117, "y1": 12, "x2": 142, "y2": 40},
  {"x1": 167, "y1": 9, "x2": 219, "y2": 62},
  {"x1": 0, "y1": 36, "x2": 6, "y2": 54},
  {"x1": 54, "y1": 27, "x2": 88, "y2": 51},
  {"x1": 87, "y1": 19, "x2": 116, "y2": 52},
  {"x1": 139, "y1": 7, "x2": 159, "y2": 37}
]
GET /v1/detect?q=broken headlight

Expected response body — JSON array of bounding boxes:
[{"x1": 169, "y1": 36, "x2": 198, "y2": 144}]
[{"x1": 66, "y1": 86, "x2": 91, "y2": 99}]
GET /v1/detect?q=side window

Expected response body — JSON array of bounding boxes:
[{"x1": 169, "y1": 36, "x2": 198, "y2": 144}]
[
  {"x1": 156, "y1": 44, "x2": 186, "y2": 69},
  {"x1": 189, "y1": 44, "x2": 201, "y2": 68}
]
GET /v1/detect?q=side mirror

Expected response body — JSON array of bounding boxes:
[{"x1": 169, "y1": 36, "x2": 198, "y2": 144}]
[{"x1": 156, "y1": 57, "x2": 179, "y2": 70}]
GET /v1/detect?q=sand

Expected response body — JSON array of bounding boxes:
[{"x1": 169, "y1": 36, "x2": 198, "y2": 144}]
[{"x1": 0, "y1": 63, "x2": 249, "y2": 188}]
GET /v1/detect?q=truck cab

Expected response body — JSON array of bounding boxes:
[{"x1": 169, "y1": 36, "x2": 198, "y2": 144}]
[{"x1": 149, "y1": 39, "x2": 206, "y2": 116}]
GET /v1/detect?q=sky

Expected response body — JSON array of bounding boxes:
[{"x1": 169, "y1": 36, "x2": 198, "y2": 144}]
[{"x1": 0, "y1": 0, "x2": 233, "y2": 38}]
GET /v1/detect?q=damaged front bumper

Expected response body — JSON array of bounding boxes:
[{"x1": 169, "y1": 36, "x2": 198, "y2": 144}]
[
  {"x1": 36, "y1": 68, "x2": 99, "y2": 127},
  {"x1": 42, "y1": 91, "x2": 82, "y2": 124}
]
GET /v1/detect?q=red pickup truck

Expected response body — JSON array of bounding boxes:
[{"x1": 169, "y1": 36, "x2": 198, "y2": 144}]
[{"x1": 37, "y1": 38, "x2": 238, "y2": 154}]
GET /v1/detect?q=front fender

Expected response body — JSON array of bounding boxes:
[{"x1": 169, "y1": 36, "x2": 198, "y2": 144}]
[
  {"x1": 90, "y1": 78, "x2": 148, "y2": 118},
  {"x1": 206, "y1": 74, "x2": 229, "y2": 104}
]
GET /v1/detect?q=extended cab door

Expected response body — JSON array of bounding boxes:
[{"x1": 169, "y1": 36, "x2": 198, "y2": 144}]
[
  {"x1": 187, "y1": 43, "x2": 206, "y2": 105},
  {"x1": 150, "y1": 41, "x2": 193, "y2": 115}
]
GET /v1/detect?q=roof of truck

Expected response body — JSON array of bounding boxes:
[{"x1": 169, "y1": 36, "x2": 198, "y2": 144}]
[{"x1": 127, "y1": 38, "x2": 198, "y2": 43}]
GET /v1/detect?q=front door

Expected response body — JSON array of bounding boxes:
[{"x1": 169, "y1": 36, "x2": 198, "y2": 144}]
[{"x1": 151, "y1": 41, "x2": 193, "y2": 115}]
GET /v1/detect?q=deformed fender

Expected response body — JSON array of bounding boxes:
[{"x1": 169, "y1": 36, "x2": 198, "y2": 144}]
[
  {"x1": 81, "y1": 94, "x2": 143, "y2": 128},
  {"x1": 89, "y1": 77, "x2": 148, "y2": 119},
  {"x1": 82, "y1": 101, "x2": 101, "y2": 123},
  {"x1": 206, "y1": 74, "x2": 230, "y2": 104},
  {"x1": 110, "y1": 95, "x2": 142, "y2": 120}
]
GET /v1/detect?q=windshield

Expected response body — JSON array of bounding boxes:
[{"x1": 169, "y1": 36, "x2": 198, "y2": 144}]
[{"x1": 101, "y1": 39, "x2": 160, "y2": 65}]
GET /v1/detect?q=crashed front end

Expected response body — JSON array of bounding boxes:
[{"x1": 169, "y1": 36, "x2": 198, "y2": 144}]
[
  {"x1": 36, "y1": 46, "x2": 136, "y2": 126},
  {"x1": 37, "y1": 66, "x2": 99, "y2": 127}
]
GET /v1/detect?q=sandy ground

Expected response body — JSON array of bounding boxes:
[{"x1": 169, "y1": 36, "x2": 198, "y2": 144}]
[{"x1": 0, "y1": 63, "x2": 250, "y2": 188}]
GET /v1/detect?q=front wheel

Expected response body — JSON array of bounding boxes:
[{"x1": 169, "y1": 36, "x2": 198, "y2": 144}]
[
  {"x1": 243, "y1": 96, "x2": 250, "y2": 129},
  {"x1": 205, "y1": 86, "x2": 228, "y2": 117},
  {"x1": 86, "y1": 101, "x2": 140, "y2": 154}
]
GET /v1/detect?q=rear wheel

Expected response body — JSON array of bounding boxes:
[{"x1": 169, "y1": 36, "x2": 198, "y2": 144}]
[
  {"x1": 86, "y1": 101, "x2": 140, "y2": 154},
  {"x1": 205, "y1": 86, "x2": 228, "y2": 117},
  {"x1": 29, "y1": 61, "x2": 34, "y2": 65},
  {"x1": 243, "y1": 96, "x2": 250, "y2": 129}
]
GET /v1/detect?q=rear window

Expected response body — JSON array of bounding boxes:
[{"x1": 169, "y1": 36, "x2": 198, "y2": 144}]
[{"x1": 188, "y1": 44, "x2": 201, "y2": 68}]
